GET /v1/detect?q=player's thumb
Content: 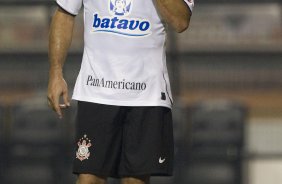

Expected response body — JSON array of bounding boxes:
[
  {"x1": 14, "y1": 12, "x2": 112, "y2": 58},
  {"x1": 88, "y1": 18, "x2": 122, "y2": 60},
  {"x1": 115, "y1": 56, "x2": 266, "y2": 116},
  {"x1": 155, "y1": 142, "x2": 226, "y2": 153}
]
[{"x1": 63, "y1": 89, "x2": 70, "y2": 107}]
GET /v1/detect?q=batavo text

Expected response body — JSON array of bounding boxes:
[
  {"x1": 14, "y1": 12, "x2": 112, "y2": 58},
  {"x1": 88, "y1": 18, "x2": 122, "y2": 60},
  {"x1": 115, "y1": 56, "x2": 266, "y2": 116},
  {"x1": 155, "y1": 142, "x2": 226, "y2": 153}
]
[{"x1": 92, "y1": 14, "x2": 151, "y2": 32}]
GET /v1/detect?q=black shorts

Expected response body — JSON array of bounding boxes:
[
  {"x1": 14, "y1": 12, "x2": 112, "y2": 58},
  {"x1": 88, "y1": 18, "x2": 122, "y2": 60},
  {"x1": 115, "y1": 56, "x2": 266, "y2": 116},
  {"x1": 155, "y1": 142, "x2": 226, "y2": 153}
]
[{"x1": 72, "y1": 101, "x2": 174, "y2": 178}]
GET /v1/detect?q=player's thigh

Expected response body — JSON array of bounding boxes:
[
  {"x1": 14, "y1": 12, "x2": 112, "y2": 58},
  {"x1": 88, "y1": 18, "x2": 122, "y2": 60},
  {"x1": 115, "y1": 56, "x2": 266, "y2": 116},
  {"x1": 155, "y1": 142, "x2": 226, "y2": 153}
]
[
  {"x1": 121, "y1": 175, "x2": 150, "y2": 184},
  {"x1": 73, "y1": 101, "x2": 125, "y2": 177},
  {"x1": 76, "y1": 174, "x2": 107, "y2": 184},
  {"x1": 120, "y1": 106, "x2": 174, "y2": 176}
]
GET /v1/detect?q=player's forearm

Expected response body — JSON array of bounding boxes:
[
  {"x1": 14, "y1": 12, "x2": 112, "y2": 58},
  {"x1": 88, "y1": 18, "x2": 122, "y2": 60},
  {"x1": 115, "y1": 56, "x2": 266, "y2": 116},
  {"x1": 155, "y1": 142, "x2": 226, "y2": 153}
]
[
  {"x1": 155, "y1": 0, "x2": 191, "y2": 33},
  {"x1": 49, "y1": 8, "x2": 75, "y2": 77}
]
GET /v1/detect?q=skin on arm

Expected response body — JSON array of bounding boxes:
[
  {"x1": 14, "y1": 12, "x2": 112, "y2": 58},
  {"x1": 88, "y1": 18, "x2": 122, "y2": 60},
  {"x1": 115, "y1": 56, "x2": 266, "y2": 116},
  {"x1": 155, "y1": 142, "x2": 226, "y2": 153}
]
[
  {"x1": 154, "y1": 0, "x2": 192, "y2": 33},
  {"x1": 47, "y1": 7, "x2": 75, "y2": 118}
]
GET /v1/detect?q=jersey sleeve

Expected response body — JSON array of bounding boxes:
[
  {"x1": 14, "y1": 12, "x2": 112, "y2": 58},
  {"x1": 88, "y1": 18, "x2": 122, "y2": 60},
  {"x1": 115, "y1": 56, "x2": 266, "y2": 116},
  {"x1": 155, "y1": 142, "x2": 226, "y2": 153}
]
[
  {"x1": 183, "y1": 0, "x2": 194, "y2": 13},
  {"x1": 56, "y1": 0, "x2": 83, "y2": 15}
]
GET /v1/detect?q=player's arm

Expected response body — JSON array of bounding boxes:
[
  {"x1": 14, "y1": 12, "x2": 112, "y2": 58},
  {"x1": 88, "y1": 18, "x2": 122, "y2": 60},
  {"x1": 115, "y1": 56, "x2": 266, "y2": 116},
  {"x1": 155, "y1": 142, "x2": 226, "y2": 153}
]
[
  {"x1": 155, "y1": 0, "x2": 193, "y2": 33},
  {"x1": 47, "y1": 7, "x2": 75, "y2": 118}
]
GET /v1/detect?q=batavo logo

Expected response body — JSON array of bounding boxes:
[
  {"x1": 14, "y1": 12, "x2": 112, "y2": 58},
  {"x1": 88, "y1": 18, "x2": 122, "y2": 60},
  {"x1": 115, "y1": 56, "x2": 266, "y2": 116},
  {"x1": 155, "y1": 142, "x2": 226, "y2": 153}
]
[{"x1": 92, "y1": 0, "x2": 151, "y2": 37}]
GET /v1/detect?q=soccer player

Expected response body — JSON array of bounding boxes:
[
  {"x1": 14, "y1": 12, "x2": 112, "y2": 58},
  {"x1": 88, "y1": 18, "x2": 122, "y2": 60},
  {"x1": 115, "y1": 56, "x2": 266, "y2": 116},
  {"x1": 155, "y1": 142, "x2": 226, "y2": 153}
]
[{"x1": 47, "y1": 0, "x2": 194, "y2": 184}]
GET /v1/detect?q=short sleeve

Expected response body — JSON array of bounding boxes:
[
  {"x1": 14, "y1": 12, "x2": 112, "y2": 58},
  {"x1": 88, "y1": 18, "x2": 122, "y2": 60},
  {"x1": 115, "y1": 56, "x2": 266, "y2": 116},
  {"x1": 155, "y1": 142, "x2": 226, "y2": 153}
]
[
  {"x1": 183, "y1": 0, "x2": 194, "y2": 12},
  {"x1": 56, "y1": 0, "x2": 83, "y2": 15}
]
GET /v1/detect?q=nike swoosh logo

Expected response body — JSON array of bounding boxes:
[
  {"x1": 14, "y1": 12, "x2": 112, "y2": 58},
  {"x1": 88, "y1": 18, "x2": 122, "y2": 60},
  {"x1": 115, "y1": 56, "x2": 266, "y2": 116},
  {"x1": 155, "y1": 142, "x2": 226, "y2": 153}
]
[{"x1": 159, "y1": 157, "x2": 166, "y2": 164}]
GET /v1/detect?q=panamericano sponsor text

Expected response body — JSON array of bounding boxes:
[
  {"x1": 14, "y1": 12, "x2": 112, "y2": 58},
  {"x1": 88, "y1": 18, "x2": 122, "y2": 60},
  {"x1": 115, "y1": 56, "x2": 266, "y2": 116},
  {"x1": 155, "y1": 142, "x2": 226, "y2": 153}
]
[{"x1": 86, "y1": 75, "x2": 147, "y2": 91}]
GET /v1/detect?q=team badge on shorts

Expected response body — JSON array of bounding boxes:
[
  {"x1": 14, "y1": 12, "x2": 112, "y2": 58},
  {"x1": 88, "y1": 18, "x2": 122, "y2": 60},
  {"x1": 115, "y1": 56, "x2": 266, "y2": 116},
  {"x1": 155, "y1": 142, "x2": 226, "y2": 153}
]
[{"x1": 76, "y1": 134, "x2": 92, "y2": 161}]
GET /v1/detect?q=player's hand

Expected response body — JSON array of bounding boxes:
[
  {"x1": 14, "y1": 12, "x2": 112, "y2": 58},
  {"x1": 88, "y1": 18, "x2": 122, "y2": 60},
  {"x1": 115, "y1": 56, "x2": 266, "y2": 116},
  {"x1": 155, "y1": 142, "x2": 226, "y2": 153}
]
[{"x1": 47, "y1": 74, "x2": 70, "y2": 119}]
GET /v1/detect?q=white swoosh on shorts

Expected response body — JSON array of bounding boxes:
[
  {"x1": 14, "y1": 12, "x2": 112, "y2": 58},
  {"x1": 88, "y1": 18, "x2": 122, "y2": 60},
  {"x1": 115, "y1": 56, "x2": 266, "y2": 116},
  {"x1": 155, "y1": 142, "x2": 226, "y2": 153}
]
[{"x1": 159, "y1": 157, "x2": 166, "y2": 164}]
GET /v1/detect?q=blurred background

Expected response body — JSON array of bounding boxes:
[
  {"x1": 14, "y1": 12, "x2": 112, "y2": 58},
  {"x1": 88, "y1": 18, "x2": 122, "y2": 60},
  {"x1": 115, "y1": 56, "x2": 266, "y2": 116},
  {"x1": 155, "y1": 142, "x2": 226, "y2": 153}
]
[{"x1": 0, "y1": 0, "x2": 282, "y2": 184}]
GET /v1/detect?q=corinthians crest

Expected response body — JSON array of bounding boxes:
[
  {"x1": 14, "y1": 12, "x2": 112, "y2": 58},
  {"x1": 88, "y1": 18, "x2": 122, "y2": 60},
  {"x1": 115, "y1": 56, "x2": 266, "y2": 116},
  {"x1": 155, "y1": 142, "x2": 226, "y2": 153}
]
[
  {"x1": 109, "y1": 0, "x2": 132, "y2": 16},
  {"x1": 76, "y1": 134, "x2": 92, "y2": 161}
]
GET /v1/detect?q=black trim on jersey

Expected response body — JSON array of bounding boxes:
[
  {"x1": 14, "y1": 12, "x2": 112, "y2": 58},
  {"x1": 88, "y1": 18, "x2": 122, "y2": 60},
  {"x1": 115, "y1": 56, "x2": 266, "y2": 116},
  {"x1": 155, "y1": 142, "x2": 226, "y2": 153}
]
[
  {"x1": 162, "y1": 73, "x2": 173, "y2": 105},
  {"x1": 161, "y1": 92, "x2": 166, "y2": 101},
  {"x1": 56, "y1": 3, "x2": 77, "y2": 17}
]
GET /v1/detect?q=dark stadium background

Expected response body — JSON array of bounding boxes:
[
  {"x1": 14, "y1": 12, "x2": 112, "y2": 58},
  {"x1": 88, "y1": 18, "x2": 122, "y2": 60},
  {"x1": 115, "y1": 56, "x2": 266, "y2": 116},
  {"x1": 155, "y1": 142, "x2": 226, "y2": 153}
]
[{"x1": 1, "y1": 0, "x2": 282, "y2": 183}]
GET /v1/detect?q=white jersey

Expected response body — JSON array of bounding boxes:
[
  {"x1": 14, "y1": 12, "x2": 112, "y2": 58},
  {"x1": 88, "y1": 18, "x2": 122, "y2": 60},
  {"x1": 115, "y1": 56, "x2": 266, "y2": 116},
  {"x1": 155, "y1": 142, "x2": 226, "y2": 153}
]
[{"x1": 56, "y1": 0, "x2": 194, "y2": 109}]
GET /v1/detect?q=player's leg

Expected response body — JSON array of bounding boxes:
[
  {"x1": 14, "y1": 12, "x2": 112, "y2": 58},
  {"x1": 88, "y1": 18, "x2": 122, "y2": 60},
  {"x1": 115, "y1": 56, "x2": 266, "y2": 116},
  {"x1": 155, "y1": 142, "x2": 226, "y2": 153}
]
[
  {"x1": 73, "y1": 101, "x2": 126, "y2": 181},
  {"x1": 121, "y1": 175, "x2": 150, "y2": 184},
  {"x1": 76, "y1": 174, "x2": 107, "y2": 184},
  {"x1": 119, "y1": 106, "x2": 174, "y2": 181}
]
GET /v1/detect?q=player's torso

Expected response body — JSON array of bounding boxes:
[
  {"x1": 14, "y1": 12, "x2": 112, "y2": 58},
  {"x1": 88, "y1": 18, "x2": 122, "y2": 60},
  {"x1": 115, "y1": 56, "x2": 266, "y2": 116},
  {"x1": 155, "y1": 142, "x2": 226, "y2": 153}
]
[{"x1": 72, "y1": 0, "x2": 172, "y2": 108}]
